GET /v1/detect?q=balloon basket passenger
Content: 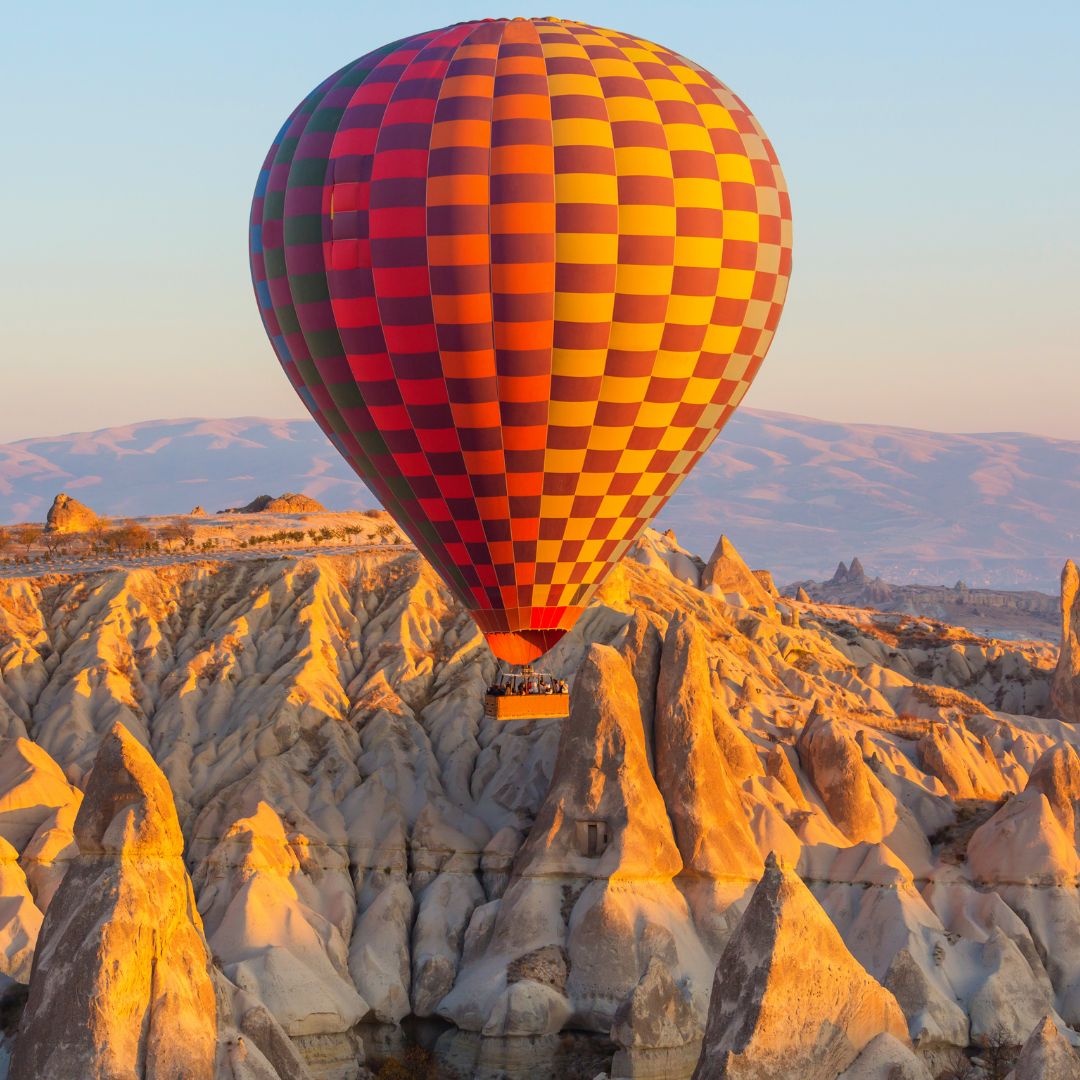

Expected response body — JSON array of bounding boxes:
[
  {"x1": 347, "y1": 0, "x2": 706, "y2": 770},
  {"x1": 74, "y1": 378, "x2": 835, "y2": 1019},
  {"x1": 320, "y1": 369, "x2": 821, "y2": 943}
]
[{"x1": 484, "y1": 667, "x2": 570, "y2": 721}]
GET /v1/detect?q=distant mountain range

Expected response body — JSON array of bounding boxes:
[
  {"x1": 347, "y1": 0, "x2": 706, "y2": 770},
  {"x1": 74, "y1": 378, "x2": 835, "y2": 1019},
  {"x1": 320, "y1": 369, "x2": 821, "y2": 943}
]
[{"x1": 3, "y1": 410, "x2": 1078, "y2": 592}]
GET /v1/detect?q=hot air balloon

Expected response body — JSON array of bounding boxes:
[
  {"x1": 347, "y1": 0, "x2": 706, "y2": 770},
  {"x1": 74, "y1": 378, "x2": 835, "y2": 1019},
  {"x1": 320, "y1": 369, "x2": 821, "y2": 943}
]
[{"x1": 250, "y1": 17, "x2": 791, "y2": 666}]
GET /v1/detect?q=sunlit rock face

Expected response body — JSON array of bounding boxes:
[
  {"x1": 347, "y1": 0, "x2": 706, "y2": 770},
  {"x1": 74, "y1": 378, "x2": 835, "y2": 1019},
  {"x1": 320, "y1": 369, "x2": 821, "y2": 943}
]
[
  {"x1": 1010, "y1": 1015, "x2": 1080, "y2": 1080},
  {"x1": 9, "y1": 723, "x2": 217, "y2": 1080},
  {"x1": 44, "y1": 491, "x2": 97, "y2": 534},
  {"x1": 1053, "y1": 560, "x2": 1080, "y2": 723},
  {"x1": 700, "y1": 535, "x2": 776, "y2": 613},
  {"x1": 0, "y1": 533, "x2": 1076, "y2": 1077},
  {"x1": 692, "y1": 853, "x2": 910, "y2": 1080}
]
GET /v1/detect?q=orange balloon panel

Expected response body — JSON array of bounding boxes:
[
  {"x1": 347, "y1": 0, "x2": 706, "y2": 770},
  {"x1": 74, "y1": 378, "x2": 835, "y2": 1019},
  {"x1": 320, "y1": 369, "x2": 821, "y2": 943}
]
[{"x1": 250, "y1": 18, "x2": 792, "y2": 664}]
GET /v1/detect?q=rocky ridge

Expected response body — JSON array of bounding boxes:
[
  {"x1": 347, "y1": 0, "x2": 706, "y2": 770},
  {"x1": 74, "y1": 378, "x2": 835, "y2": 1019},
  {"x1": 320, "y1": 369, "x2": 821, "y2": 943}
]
[
  {"x1": 0, "y1": 533, "x2": 1075, "y2": 1077},
  {"x1": 219, "y1": 494, "x2": 327, "y2": 515},
  {"x1": 789, "y1": 558, "x2": 1060, "y2": 643}
]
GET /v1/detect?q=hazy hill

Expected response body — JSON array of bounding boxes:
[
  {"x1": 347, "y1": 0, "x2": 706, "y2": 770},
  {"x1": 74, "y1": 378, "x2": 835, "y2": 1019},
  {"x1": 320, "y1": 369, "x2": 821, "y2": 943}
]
[{"x1": 3, "y1": 410, "x2": 1078, "y2": 591}]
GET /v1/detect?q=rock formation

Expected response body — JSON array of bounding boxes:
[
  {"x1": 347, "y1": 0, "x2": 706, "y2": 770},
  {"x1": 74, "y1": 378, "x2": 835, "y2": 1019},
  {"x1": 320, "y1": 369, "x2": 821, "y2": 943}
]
[
  {"x1": 218, "y1": 493, "x2": 326, "y2": 515},
  {"x1": 837, "y1": 1034, "x2": 931, "y2": 1079},
  {"x1": 610, "y1": 956, "x2": 700, "y2": 1079},
  {"x1": 1052, "y1": 560, "x2": 1080, "y2": 723},
  {"x1": 44, "y1": 492, "x2": 97, "y2": 533},
  {"x1": 10, "y1": 724, "x2": 217, "y2": 1080},
  {"x1": 701, "y1": 535, "x2": 775, "y2": 610},
  {"x1": 1010, "y1": 1015, "x2": 1080, "y2": 1079},
  {"x1": 655, "y1": 612, "x2": 762, "y2": 946},
  {"x1": 790, "y1": 562, "x2": 1060, "y2": 644},
  {"x1": 692, "y1": 853, "x2": 910, "y2": 1080},
  {"x1": 441, "y1": 643, "x2": 708, "y2": 1039},
  {"x1": 0, "y1": 530, "x2": 1075, "y2": 1074},
  {"x1": 617, "y1": 609, "x2": 664, "y2": 767}
]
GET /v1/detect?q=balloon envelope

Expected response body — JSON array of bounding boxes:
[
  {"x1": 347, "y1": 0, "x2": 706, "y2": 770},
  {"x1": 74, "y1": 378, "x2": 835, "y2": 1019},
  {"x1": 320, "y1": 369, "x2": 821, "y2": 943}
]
[{"x1": 250, "y1": 17, "x2": 791, "y2": 664}]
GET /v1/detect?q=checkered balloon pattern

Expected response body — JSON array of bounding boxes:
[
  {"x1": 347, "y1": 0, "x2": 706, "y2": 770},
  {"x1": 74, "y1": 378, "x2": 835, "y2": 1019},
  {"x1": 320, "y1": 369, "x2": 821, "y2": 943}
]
[{"x1": 250, "y1": 17, "x2": 792, "y2": 665}]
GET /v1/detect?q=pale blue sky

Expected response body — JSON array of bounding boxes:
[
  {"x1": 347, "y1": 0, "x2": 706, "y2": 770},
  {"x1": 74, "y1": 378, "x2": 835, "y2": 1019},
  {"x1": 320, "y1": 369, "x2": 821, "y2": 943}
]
[{"x1": 2, "y1": 1, "x2": 1077, "y2": 442}]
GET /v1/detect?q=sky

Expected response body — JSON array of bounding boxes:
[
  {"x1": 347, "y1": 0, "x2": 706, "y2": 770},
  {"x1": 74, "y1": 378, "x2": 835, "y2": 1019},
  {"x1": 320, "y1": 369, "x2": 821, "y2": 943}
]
[{"x1": 2, "y1": 1, "x2": 1077, "y2": 443}]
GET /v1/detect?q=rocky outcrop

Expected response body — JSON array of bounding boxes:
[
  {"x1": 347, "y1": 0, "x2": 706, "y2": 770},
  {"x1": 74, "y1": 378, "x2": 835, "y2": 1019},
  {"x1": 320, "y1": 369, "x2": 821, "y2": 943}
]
[
  {"x1": 692, "y1": 853, "x2": 909, "y2": 1080},
  {"x1": 0, "y1": 737, "x2": 81, "y2": 851},
  {"x1": 441, "y1": 643, "x2": 708, "y2": 1037},
  {"x1": 655, "y1": 613, "x2": 761, "y2": 881},
  {"x1": 701, "y1": 535, "x2": 775, "y2": 610},
  {"x1": 0, "y1": 836, "x2": 40, "y2": 984},
  {"x1": 838, "y1": 1033, "x2": 932, "y2": 1079},
  {"x1": 44, "y1": 492, "x2": 97, "y2": 533},
  {"x1": 194, "y1": 800, "x2": 367, "y2": 1036},
  {"x1": 1052, "y1": 561, "x2": 1080, "y2": 723},
  {"x1": 968, "y1": 744, "x2": 1080, "y2": 885},
  {"x1": 797, "y1": 714, "x2": 929, "y2": 872},
  {"x1": 655, "y1": 613, "x2": 761, "y2": 949},
  {"x1": 1010, "y1": 1015, "x2": 1080, "y2": 1079},
  {"x1": 618, "y1": 610, "x2": 665, "y2": 768},
  {"x1": 10, "y1": 723, "x2": 216, "y2": 1080},
  {"x1": 916, "y1": 723, "x2": 1008, "y2": 800},
  {"x1": 219, "y1": 493, "x2": 326, "y2": 515},
  {"x1": 610, "y1": 956, "x2": 700, "y2": 1080},
  {"x1": 0, "y1": 538, "x2": 1076, "y2": 1069},
  {"x1": 790, "y1": 564, "x2": 1060, "y2": 644}
]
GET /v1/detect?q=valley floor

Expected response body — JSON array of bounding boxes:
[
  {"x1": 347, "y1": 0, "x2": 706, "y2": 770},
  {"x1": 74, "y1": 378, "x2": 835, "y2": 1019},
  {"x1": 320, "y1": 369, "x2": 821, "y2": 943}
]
[{"x1": 0, "y1": 530, "x2": 1076, "y2": 1079}]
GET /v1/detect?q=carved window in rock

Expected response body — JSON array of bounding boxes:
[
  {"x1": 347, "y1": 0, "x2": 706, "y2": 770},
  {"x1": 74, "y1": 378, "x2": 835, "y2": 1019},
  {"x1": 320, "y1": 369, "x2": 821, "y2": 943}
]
[{"x1": 575, "y1": 820, "x2": 611, "y2": 858}]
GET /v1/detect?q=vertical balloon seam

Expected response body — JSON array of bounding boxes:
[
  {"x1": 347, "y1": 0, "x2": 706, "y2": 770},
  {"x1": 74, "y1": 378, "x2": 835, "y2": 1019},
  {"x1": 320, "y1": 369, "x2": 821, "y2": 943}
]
[
  {"x1": 534, "y1": 19, "x2": 618, "y2": 623},
  {"x1": 474, "y1": 21, "x2": 533, "y2": 647},
  {"x1": 250, "y1": 78, "x2": 338, "y2": 412},
  {"x1": 277, "y1": 63, "x2": 410, "y2": 509},
  {"x1": 540, "y1": 22, "x2": 673, "y2": 616},
  {"x1": 358, "y1": 27, "x2": 477, "y2": 600},
  {"x1": 250, "y1": 121, "x2": 295, "y2": 390},
  {"x1": 581, "y1": 25, "x2": 681, "y2": 613},
  {"x1": 256, "y1": 73, "x2": 371, "y2": 466},
  {"x1": 263, "y1": 73, "x2": 353, "y2": 450},
  {"x1": 535, "y1": 18, "x2": 577, "y2": 627},
  {"x1": 562, "y1": 26, "x2": 720, "y2": 608},
  {"x1": 329, "y1": 30, "x2": 479, "y2": 600},
  {"x1": 369, "y1": 23, "x2": 488, "y2": 609},
  {"x1": 497, "y1": 18, "x2": 539, "y2": 630},
  {"x1": 427, "y1": 20, "x2": 517, "y2": 626},
  {"x1": 323, "y1": 32, "x2": 476, "y2": 590},
  {"x1": 476, "y1": 20, "x2": 517, "y2": 625},
  {"x1": 619, "y1": 40, "x2": 790, "y2": 559},
  {"x1": 311, "y1": 38, "x2": 466, "y2": 578},
  {"x1": 546, "y1": 22, "x2": 641, "y2": 615},
  {"x1": 622, "y1": 26, "x2": 709, "y2": 586},
  {"x1": 573, "y1": 30, "x2": 730, "y2": 581},
  {"x1": 490, "y1": 16, "x2": 552, "y2": 635},
  {"x1": 508, "y1": 17, "x2": 556, "y2": 632},
  {"x1": 284, "y1": 49, "x2": 389, "y2": 472},
  {"x1": 681, "y1": 59, "x2": 793, "y2": 479},
  {"x1": 420, "y1": 20, "x2": 509, "y2": 616}
]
